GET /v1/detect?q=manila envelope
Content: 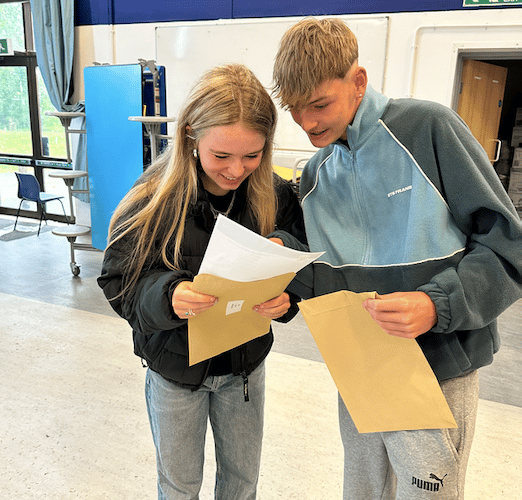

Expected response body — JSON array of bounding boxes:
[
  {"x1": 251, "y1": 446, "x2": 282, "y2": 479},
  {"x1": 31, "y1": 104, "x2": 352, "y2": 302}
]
[
  {"x1": 188, "y1": 272, "x2": 296, "y2": 366},
  {"x1": 298, "y1": 290, "x2": 457, "y2": 433}
]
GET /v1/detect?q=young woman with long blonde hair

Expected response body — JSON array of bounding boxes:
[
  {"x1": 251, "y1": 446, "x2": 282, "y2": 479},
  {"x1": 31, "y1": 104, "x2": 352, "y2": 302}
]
[{"x1": 98, "y1": 64, "x2": 304, "y2": 500}]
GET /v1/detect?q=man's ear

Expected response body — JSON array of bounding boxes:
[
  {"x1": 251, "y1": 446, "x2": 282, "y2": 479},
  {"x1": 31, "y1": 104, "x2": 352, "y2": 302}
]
[{"x1": 354, "y1": 66, "x2": 368, "y2": 95}]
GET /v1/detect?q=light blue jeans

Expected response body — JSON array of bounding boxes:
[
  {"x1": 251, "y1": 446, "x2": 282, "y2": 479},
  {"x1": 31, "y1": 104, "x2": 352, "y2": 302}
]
[{"x1": 145, "y1": 363, "x2": 265, "y2": 500}]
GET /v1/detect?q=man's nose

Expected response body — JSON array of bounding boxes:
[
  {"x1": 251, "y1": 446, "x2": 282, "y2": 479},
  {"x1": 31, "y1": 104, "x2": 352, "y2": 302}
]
[{"x1": 291, "y1": 109, "x2": 315, "y2": 132}]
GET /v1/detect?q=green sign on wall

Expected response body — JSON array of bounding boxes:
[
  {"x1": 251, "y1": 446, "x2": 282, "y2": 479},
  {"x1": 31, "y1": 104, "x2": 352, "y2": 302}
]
[
  {"x1": 0, "y1": 38, "x2": 13, "y2": 55},
  {"x1": 464, "y1": 0, "x2": 522, "y2": 6}
]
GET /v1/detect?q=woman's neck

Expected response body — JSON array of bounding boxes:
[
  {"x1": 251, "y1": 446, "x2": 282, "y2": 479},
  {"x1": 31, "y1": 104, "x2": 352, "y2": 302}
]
[{"x1": 206, "y1": 189, "x2": 236, "y2": 218}]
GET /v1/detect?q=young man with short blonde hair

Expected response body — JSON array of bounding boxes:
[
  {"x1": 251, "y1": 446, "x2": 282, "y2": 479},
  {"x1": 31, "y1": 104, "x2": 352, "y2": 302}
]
[{"x1": 271, "y1": 17, "x2": 522, "y2": 500}]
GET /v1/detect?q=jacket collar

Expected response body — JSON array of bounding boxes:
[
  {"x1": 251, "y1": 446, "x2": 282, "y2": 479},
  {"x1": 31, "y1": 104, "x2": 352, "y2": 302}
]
[{"x1": 341, "y1": 84, "x2": 390, "y2": 150}]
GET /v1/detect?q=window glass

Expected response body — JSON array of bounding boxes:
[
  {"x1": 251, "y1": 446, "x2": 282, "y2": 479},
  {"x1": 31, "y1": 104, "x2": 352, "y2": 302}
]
[
  {"x1": 0, "y1": 1, "x2": 70, "y2": 221},
  {"x1": 0, "y1": 164, "x2": 34, "y2": 211},
  {"x1": 0, "y1": 2, "x2": 25, "y2": 52},
  {"x1": 0, "y1": 66, "x2": 33, "y2": 156},
  {"x1": 38, "y1": 68, "x2": 67, "y2": 159}
]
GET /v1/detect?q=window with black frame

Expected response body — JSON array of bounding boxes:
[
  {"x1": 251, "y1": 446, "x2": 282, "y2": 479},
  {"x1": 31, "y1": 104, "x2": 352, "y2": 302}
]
[{"x1": 0, "y1": 0, "x2": 70, "y2": 221}]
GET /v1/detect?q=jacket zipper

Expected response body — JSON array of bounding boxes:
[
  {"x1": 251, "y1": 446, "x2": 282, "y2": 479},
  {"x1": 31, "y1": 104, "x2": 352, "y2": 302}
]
[{"x1": 346, "y1": 144, "x2": 371, "y2": 264}]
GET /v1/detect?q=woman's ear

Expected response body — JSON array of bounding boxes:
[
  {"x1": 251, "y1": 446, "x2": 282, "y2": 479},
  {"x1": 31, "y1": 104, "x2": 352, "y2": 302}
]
[{"x1": 186, "y1": 126, "x2": 195, "y2": 140}]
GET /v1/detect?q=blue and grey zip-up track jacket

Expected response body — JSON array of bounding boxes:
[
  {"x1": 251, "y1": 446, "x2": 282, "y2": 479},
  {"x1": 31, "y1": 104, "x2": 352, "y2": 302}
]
[{"x1": 274, "y1": 85, "x2": 522, "y2": 382}]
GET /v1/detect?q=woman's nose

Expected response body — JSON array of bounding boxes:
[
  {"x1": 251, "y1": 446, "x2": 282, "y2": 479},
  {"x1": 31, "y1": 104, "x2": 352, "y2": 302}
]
[{"x1": 227, "y1": 160, "x2": 245, "y2": 177}]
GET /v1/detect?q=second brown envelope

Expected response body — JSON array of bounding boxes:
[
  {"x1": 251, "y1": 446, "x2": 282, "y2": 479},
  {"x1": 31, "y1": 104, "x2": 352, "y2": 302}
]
[{"x1": 298, "y1": 290, "x2": 457, "y2": 433}]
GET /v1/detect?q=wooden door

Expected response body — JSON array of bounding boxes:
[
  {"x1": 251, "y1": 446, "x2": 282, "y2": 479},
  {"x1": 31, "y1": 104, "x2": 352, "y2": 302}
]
[{"x1": 457, "y1": 60, "x2": 508, "y2": 163}]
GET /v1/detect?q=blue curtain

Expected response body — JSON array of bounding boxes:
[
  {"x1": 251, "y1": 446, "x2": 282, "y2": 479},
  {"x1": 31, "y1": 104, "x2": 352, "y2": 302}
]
[{"x1": 30, "y1": 0, "x2": 88, "y2": 201}]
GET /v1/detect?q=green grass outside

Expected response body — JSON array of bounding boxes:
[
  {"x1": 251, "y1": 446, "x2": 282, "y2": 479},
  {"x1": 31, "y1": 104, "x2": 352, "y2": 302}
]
[
  {"x1": 0, "y1": 164, "x2": 18, "y2": 174},
  {"x1": 0, "y1": 129, "x2": 66, "y2": 161}
]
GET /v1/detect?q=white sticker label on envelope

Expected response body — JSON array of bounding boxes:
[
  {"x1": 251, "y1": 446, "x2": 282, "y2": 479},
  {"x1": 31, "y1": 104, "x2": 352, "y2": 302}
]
[{"x1": 226, "y1": 300, "x2": 244, "y2": 315}]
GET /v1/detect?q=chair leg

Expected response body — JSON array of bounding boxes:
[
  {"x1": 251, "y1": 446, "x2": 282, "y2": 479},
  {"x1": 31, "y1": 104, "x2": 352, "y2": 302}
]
[
  {"x1": 14, "y1": 200, "x2": 23, "y2": 231},
  {"x1": 37, "y1": 204, "x2": 46, "y2": 236}
]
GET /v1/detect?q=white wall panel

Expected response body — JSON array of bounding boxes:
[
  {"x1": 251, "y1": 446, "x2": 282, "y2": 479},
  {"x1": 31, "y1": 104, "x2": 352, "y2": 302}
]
[{"x1": 155, "y1": 16, "x2": 389, "y2": 151}]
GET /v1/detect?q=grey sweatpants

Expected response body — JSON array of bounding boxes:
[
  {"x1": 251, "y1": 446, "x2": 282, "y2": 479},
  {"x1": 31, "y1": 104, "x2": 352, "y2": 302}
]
[{"x1": 339, "y1": 370, "x2": 479, "y2": 499}]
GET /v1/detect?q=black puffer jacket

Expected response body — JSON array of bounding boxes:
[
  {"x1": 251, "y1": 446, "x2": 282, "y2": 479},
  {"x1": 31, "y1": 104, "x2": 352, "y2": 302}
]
[{"x1": 98, "y1": 174, "x2": 305, "y2": 390}]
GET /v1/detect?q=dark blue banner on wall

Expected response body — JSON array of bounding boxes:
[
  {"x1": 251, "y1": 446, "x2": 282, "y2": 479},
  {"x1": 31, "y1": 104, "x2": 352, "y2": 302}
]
[
  {"x1": 112, "y1": 0, "x2": 231, "y2": 24},
  {"x1": 75, "y1": 0, "x2": 503, "y2": 26},
  {"x1": 76, "y1": 0, "x2": 232, "y2": 26},
  {"x1": 76, "y1": 0, "x2": 111, "y2": 25},
  {"x1": 234, "y1": 0, "x2": 478, "y2": 18}
]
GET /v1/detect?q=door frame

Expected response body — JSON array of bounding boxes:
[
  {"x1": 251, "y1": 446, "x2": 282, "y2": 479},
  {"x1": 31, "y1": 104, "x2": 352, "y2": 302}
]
[
  {"x1": 450, "y1": 44, "x2": 522, "y2": 166},
  {"x1": 449, "y1": 43, "x2": 522, "y2": 112}
]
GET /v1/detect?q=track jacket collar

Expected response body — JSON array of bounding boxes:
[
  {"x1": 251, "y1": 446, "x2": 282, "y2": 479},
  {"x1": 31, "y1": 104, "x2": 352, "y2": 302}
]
[{"x1": 340, "y1": 84, "x2": 390, "y2": 150}]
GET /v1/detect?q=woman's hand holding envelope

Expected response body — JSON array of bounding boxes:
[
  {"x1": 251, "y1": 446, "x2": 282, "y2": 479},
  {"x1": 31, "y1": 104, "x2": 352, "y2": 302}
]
[
  {"x1": 173, "y1": 279, "x2": 290, "y2": 321},
  {"x1": 254, "y1": 292, "x2": 291, "y2": 319},
  {"x1": 172, "y1": 280, "x2": 217, "y2": 318}
]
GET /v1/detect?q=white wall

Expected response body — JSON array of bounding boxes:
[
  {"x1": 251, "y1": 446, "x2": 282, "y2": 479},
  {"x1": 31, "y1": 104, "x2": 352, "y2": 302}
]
[
  {"x1": 385, "y1": 10, "x2": 522, "y2": 105},
  {"x1": 73, "y1": 8, "x2": 522, "y2": 150}
]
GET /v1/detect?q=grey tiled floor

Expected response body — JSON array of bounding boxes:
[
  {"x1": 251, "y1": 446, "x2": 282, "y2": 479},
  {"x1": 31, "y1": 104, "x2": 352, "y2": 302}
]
[{"x1": 1, "y1": 216, "x2": 521, "y2": 499}]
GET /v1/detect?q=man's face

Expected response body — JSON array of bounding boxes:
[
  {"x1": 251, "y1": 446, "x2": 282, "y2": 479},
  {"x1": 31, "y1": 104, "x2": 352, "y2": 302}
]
[{"x1": 289, "y1": 67, "x2": 363, "y2": 148}]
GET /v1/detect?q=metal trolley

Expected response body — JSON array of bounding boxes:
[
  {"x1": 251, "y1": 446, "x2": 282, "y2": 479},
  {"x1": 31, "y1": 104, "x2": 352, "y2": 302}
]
[{"x1": 46, "y1": 111, "x2": 99, "y2": 276}]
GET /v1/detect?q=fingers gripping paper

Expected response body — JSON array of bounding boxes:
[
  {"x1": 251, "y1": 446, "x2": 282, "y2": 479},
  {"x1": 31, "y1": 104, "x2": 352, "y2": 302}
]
[
  {"x1": 187, "y1": 215, "x2": 323, "y2": 367},
  {"x1": 298, "y1": 291, "x2": 457, "y2": 433},
  {"x1": 188, "y1": 272, "x2": 295, "y2": 366}
]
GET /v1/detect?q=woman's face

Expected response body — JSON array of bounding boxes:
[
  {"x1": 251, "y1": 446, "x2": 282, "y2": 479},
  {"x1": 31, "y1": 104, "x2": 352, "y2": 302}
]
[{"x1": 197, "y1": 122, "x2": 266, "y2": 196}]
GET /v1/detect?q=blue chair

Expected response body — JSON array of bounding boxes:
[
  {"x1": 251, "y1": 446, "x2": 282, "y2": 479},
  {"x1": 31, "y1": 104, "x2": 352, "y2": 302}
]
[{"x1": 14, "y1": 172, "x2": 68, "y2": 236}]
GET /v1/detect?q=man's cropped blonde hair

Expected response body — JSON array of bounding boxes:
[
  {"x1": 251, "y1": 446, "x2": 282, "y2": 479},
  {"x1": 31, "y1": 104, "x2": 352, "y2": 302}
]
[{"x1": 273, "y1": 17, "x2": 359, "y2": 110}]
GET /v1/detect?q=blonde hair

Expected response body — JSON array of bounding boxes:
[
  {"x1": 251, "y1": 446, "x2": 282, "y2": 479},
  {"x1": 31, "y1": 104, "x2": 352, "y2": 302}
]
[
  {"x1": 107, "y1": 64, "x2": 277, "y2": 297},
  {"x1": 273, "y1": 17, "x2": 359, "y2": 110}
]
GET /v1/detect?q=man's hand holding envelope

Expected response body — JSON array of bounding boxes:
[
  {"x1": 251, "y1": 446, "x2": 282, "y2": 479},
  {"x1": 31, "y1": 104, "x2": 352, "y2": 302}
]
[{"x1": 298, "y1": 290, "x2": 457, "y2": 434}]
